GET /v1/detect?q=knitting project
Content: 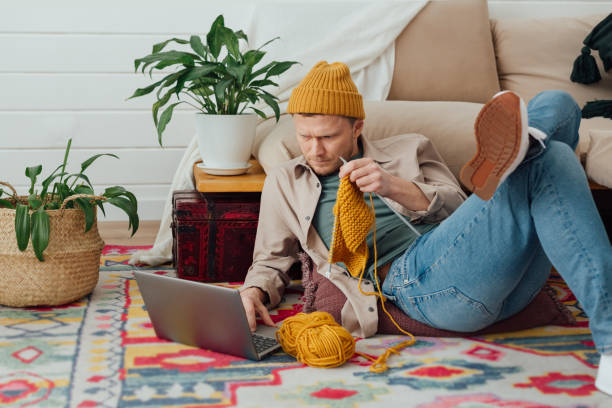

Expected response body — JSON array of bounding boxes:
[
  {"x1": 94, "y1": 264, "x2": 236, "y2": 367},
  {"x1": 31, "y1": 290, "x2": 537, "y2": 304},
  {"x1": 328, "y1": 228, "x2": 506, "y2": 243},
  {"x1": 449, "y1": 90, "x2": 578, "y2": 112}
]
[
  {"x1": 328, "y1": 175, "x2": 374, "y2": 277},
  {"x1": 319, "y1": 174, "x2": 416, "y2": 371}
]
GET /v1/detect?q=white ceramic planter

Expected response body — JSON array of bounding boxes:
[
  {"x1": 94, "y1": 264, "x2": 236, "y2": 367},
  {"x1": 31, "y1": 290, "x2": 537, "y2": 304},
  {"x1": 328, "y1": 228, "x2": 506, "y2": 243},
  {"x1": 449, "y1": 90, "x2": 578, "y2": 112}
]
[{"x1": 195, "y1": 113, "x2": 257, "y2": 175}]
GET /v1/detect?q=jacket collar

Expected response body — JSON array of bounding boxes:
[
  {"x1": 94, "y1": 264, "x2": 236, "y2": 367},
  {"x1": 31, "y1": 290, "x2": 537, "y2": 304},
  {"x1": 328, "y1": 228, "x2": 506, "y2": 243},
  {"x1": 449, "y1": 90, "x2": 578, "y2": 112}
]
[{"x1": 293, "y1": 135, "x2": 392, "y2": 177}]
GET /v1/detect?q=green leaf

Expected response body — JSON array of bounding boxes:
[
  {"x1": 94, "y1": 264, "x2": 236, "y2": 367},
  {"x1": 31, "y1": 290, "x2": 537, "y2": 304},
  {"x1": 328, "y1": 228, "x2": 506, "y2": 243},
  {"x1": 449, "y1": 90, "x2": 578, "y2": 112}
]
[
  {"x1": 153, "y1": 86, "x2": 175, "y2": 127},
  {"x1": 153, "y1": 53, "x2": 197, "y2": 70},
  {"x1": 266, "y1": 61, "x2": 299, "y2": 78},
  {"x1": 190, "y1": 85, "x2": 215, "y2": 98},
  {"x1": 15, "y1": 203, "x2": 30, "y2": 251},
  {"x1": 135, "y1": 51, "x2": 198, "y2": 75},
  {"x1": 256, "y1": 36, "x2": 280, "y2": 51},
  {"x1": 66, "y1": 173, "x2": 94, "y2": 190},
  {"x1": 153, "y1": 69, "x2": 187, "y2": 100},
  {"x1": 73, "y1": 184, "x2": 94, "y2": 195},
  {"x1": 182, "y1": 64, "x2": 218, "y2": 81},
  {"x1": 234, "y1": 29, "x2": 248, "y2": 42},
  {"x1": 151, "y1": 37, "x2": 189, "y2": 54},
  {"x1": 0, "y1": 199, "x2": 14, "y2": 209},
  {"x1": 27, "y1": 195, "x2": 43, "y2": 210},
  {"x1": 189, "y1": 35, "x2": 207, "y2": 58},
  {"x1": 96, "y1": 201, "x2": 106, "y2": 217},
  {"x1": 249, "y1": 107, "x2": 268, "y2": 119},
  {"x1": 59, "y1": 138, "x2": 72, "y2": 187},
  {"x1": 220, "y1": 27, "x2": 240, "y2": 60},
  {"x1": 157, "y1": 102, "x2": 182, "y2": 146},
  {"x1": 244, "y1": 50, "x2": 265, "y2": 68},
  {"x1": 103, "y1": 186, "x2": 138, "y2": 215},
  {"x1": 242, "y1": 89, "x2": 259, "y2": 104},
  {"x1": 41, "y1": 164, "x2": 66, "y2": 199},
  {"x1": 124, "y1": 191, "x2": 138, "y2": 212},
  {"x1": 25, "y1": 165, "x2": 42, "y2": 195},
  {"x1": 126, "y1": 77, "x2": 165, "y2": 99},
  {"x1": 260, "y1": 92, "x2": 280, "y2": 121},
  {"x1": 81, "y1": 153, "x2": 119, "y2": 173},
  {"x1": 214, "y1": 78, "x2": 233, "y2": 111},
  {"x1": 31, "y1": 207, "x2": 50, "y2": 262},
  {"x1": 207, "y1": 15, "x2": 225, "y2": 59},
  {"x1": 107, "y1": 196, "x2": 139, "y2": 236},
  {"x1": 247, "y1": 62, "x2": 275, "y2": 83},
  {"x1": 55, "y1": 183, "x2": 72, "y2": 204},
  {"x1": 75, "y1": 198, "x2": 95, "y2": 232},
  {"x1": 250, "y1": 79, "x2": 278, "y2": 88},
  {"x1": 226, "y1": 59, "x2": 248, "y2": 84},
  {"x1": 159, "y1": 70, "x2": 186, "y2": 89},
  {"x1": 103, "y1": 186, "x2": 127, "y2": 197}
]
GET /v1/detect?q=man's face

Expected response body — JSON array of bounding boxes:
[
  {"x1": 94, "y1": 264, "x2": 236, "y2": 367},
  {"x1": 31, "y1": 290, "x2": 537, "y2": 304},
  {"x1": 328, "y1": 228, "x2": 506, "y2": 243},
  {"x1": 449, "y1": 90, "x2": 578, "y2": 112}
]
[{"x1": 294, "y1": 114, "x2": 364, "y2": 176}]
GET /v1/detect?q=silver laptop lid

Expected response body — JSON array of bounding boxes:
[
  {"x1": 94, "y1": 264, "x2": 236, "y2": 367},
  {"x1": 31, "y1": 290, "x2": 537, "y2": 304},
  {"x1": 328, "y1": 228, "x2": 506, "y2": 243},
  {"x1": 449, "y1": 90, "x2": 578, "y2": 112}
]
[{"x1": 133, "y1": 271, "x2": 280, "y2": 360}]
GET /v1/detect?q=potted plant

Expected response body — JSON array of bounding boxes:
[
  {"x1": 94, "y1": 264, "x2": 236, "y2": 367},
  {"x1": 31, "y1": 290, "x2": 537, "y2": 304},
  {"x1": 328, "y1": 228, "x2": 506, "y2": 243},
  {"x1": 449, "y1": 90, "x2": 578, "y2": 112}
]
[
  {"x1": 128, "y1": 14, "x2": 298, "y2": 175},
  {"x1": 0, "y1": 139, "x2": 139, "y2": 307}
]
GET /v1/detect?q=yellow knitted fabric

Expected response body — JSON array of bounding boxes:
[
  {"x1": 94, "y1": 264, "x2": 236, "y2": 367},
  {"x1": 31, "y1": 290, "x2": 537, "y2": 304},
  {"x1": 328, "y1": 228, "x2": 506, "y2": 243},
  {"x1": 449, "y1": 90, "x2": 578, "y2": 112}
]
[
  {"x1": 328, "y1": 175, "x2": 374, "y2": 277},
  {"x1": 287, "y1": 61, "x2": 365, "y2": 119}
]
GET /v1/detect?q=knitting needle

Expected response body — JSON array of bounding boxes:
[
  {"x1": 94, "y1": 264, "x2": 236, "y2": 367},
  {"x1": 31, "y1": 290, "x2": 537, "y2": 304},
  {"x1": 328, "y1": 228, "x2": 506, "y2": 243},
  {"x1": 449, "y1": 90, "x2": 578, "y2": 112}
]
[{"x1": 339, "y1": 156, "x2": 422, "y2": 237}]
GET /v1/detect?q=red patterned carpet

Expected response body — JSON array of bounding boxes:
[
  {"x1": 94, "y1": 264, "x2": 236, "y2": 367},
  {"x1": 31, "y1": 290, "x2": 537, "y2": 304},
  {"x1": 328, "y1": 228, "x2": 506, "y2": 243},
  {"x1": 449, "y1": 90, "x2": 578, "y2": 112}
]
[{"x1": 0, "y1": 245, "x2": 607, "y2": 407}]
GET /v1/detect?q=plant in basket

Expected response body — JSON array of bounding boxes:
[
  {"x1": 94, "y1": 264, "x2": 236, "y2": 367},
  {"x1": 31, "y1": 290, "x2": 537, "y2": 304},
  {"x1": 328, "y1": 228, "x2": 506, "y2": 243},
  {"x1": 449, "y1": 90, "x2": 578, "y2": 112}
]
[{"x1": 0, "y1": 139, "x2": 139, "y2": 307}]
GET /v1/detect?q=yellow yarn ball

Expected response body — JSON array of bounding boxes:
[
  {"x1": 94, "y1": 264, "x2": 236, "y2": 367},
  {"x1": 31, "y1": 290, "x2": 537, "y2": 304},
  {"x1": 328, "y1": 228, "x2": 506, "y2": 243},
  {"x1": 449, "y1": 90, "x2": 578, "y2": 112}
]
[{"x1": 276, "y1": 311, "x2": 355, "y2": 368}]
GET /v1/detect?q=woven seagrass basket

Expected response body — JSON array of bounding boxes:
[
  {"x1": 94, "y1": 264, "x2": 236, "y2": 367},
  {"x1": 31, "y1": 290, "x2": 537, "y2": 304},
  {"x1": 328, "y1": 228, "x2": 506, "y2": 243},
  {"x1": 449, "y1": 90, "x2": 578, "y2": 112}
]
[{"x1": 0, "y1": 187, "x2": 105, "y2": 307}]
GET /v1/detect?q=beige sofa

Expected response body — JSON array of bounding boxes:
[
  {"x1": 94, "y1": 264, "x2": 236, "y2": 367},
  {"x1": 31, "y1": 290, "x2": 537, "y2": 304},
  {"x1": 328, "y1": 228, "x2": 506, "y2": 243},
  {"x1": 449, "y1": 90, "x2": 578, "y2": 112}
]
[{"x1": 253, "y1": 0, "x2": 612, "y2": 188}]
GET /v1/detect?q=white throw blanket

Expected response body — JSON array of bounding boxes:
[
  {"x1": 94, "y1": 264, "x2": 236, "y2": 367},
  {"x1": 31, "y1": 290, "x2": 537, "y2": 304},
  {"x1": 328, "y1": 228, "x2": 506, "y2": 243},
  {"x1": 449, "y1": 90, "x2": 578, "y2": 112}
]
[{"x1": 129, "y1": 1, "x2": 428, "y2": 266}]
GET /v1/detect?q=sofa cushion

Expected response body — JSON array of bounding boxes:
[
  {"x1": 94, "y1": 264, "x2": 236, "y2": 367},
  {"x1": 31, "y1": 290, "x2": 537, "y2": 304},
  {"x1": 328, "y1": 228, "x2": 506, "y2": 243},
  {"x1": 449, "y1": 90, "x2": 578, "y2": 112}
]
[
  {"x1": 586, "y1": 130, "x2": 612, "y2": 188},
  {"x1": 388, "y1": 0, "x2": 500, "y2": 103},
  {"x1": 300, "y1": 253, "x2": 575, "y2": 336},
  {"x1": 492, "y1": 13, "x2": 612, "y2": 159},
  {"x1": 254, "y1": 100, "x2": 482, "y2": 180}
]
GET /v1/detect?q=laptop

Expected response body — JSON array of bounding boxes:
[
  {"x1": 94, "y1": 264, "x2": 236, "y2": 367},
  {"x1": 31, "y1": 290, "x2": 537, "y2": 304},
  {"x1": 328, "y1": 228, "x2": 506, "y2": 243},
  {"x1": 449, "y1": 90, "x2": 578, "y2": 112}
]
[{"x1": 133, "y1": 271, "x2": 281, "y2": 360}]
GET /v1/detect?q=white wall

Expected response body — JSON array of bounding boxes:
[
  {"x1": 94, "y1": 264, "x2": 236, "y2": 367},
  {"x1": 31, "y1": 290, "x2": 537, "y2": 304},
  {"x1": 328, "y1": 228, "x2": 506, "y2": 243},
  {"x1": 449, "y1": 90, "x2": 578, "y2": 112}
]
[{"x1": 2, "y1": 0, "x2": 610, "y2": 221}]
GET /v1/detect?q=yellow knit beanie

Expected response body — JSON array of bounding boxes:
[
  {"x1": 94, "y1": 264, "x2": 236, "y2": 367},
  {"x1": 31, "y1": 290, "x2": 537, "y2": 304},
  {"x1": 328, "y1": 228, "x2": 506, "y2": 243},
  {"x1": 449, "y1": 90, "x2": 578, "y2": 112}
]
[{"x1": 287, "y1": 61, "x2": 365, "y2": 119}]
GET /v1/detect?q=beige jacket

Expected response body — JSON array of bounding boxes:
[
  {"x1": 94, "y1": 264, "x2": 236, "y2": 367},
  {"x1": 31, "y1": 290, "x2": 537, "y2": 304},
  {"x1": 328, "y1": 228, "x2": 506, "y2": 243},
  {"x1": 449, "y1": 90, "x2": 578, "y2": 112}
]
[{"x1": 241, "y1": 133, "x2": 467, "y2": 337}]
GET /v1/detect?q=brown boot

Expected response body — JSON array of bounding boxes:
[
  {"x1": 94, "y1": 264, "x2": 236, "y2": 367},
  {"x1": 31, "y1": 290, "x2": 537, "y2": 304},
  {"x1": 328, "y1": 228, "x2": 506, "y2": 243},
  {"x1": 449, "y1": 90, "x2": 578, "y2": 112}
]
[{"x1": 460, "y1": 91, "x2": 529, "y2": 200}]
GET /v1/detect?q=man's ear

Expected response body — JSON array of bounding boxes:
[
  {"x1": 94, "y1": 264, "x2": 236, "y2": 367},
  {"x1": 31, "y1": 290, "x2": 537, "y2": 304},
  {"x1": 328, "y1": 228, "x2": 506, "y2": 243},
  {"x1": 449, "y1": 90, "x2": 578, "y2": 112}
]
[{"x1": 353, "y1": 119, "x2": 364, "y2": 139}]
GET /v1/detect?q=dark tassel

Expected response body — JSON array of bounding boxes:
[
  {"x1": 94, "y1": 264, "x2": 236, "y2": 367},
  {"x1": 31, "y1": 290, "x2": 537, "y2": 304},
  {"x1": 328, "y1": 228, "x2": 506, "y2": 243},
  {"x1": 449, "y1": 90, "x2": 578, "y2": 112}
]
[
  {"x1": 601, "y1": 44, "x2": 612, "y2": 72},
  {"x1": 571, "y1": 46, "x2": 602, "y2": 84},
  {"x1": 582, "y1": 100, "x2": 612, "y2": 119}
]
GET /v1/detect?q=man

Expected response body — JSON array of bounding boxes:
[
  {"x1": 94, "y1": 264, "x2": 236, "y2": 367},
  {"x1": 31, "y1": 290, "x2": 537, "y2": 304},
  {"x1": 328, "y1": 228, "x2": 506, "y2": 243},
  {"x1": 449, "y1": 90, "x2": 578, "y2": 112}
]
[{"x1": 239, "y1": 61, "x2": 612, "y2": 395}]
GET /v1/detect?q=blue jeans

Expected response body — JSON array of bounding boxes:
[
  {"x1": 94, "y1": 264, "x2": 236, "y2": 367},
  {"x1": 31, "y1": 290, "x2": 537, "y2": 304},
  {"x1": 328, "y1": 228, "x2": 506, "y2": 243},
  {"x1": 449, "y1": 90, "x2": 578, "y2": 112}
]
[{"x1": 382, "y1": 90, "x2": 612, "y2": 354}]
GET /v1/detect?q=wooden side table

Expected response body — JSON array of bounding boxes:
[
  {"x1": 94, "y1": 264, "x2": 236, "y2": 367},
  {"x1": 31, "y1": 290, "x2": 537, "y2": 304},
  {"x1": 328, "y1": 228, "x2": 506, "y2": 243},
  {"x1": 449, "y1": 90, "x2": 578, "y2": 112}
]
[
  {"x1": 193, "y1": 159, "x2": 266, "y2": 193},
  {"x1": 171, "y1": 159, "x2": 266, "y2": 282}
]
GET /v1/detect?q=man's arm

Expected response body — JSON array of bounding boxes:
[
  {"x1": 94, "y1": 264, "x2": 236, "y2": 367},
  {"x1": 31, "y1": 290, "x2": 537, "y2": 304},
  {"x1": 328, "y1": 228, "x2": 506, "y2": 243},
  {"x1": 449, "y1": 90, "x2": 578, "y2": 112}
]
[
  {"x1": 239, "y1": 169, "x2": 300, "y2": 331},
  {"x1": 340, "y1": 135, "x2": 466, "y2": 222}
]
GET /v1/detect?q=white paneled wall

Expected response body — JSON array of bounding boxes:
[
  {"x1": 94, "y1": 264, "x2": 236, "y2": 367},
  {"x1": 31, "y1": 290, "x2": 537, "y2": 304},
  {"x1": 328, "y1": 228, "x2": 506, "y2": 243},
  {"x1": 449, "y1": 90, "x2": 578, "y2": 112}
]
[{"x1": 2, "y1": 0, "x2": 611, "y2": 221}]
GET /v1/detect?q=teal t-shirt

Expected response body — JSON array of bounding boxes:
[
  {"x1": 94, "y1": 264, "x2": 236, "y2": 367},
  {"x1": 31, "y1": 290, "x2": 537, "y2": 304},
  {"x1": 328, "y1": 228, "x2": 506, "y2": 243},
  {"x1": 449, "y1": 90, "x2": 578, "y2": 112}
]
[{"x1": 313, "y1": 155, "x2": 438, "y2": 281}]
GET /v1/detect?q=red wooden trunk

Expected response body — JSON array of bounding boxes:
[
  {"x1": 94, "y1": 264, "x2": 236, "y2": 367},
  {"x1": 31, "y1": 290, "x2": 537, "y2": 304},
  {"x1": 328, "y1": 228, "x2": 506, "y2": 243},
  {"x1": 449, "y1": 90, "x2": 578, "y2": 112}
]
[{"x1": 171, "y1": 190, "x2": 261, "y2": 282}]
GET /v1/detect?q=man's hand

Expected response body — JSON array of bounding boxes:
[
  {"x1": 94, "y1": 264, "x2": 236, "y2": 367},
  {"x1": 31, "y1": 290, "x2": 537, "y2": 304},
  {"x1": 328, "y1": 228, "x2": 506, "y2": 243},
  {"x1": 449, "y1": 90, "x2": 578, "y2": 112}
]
[
  {"x1": 240, "y1": 287, "x2": 276, "y2": 332},
  {"x1": 339, "y1": 158, "x2": 394, "y2": 196},
  {"x1": 339, "y1": 157, "x2": 430, "y2": 211}
]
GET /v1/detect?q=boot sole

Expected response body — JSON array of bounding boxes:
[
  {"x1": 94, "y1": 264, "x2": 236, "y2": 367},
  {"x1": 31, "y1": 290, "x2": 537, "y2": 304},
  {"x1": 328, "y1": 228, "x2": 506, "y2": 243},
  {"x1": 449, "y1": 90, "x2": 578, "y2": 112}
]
[{"x1": 459, "y1": 91, "x2": 529, "y2": 200}]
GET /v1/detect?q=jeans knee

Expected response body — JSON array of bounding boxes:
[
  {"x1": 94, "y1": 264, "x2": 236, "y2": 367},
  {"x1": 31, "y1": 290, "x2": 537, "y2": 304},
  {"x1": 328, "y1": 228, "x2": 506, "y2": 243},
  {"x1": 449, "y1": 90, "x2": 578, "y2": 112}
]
[
  {"x1": 532, "y1": 90, "x2": 579, "y2": 112},
  {"x1": 530, "y1": 90, "x2": 581, "y2": 149},
  {"x1": 539, "y1": 141, "x2": 584, "y2": 176}
]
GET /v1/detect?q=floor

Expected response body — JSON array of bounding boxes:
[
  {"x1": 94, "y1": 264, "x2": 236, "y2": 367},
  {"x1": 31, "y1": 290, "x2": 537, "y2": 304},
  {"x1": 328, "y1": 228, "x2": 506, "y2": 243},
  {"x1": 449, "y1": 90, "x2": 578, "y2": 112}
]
[{"x1": 98, "y1": 220, "x2": 160, "y2": 246}]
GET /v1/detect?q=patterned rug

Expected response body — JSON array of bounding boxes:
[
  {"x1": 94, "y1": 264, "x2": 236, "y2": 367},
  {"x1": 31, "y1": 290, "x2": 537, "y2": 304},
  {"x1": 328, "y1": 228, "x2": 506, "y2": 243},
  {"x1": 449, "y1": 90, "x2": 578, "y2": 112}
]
[{"x1": 0, "y1": 245, "x2": 608, "y2": 407}]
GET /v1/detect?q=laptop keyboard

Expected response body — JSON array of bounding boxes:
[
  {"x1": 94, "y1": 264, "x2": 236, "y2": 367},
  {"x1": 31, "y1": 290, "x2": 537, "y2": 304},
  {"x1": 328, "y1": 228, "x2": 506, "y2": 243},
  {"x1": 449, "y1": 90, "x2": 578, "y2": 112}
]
[{"x1": 252, "y1": 334, "x2": 279, "y2": 354}]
